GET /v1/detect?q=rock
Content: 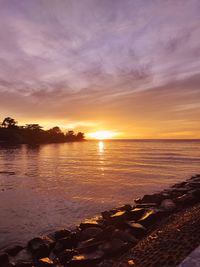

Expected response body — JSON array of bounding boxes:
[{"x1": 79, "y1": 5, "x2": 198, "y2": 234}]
[
  {"x1": 101, "y1": 211, "x2": 112, "y2": 220},
  {"x1": 118, "y1": 204, "x2": 132, "y2": 211},
  {"x1": 112, "y1": 229, "x2": 138, "y2": 244},
  {"x1": 160, "y1": 199, "x2": 176, "y2": 212},
  {"x1": 135, "y1": 203, "x2": 157, "y2": 208},
  {"x1": 171, "y1": 182, "x2": 187, "y2": 188},
  {"x1": 125, "y1": 222, "x2": 147, "y2": 239},
  {"x1": 27, "y1": 237, "x2": 54, "y2": 259},
  {"x1": 140, "y1": 193, "x2": 164, "y2": 205},
  {"x1": 13, "y1": 249, "x2": 32, "y2": 263},
  {"x1": 187, "y1": 181, "x2": 200, "y2": 188},
  {"x1": 14, "y1": 262, "x2": 35, "y2": 267},
  {"x1": 68, "y1": 251, "x2": 104, "y2": 267},
  {"x1": 77, "y1": 238, "x2": 103, "y2": 253},
  {"x1": 101, "y1": 238, "x2": 129, "y2": 256},
  {"x1": 175, "y1": 193, "x2": 197, "y2": 206},
  {"x1": 5, "y1": 245, "x2": 24, "y2": 257},
  {"x1": 79, "y1": 227, "x2": 103, "y2": 241},
  {"x1": 57, "y1": 249, "x2": 76, "y2": 264},
  {"x1": 138, "y1": 209, "x2": 163, "y2": 228},
  {"x1": 93, "y1": 226, "x2": 116, "y2": 242},
  {"x1": 53, "y1": 236, "x2": 77, "y2": 254},
  {"x1": 51, "y1": 229, "x2": 71, "y2": 240},
  {"x1": 79, "y1": 219, "x2": 102, "y2": 230},
  {"x1": 0, "y1": 253, "x2": 9, "y2": 267},
  {"x1": 36, "y1": 257, "x2": 54, "y2": 267},
  {"x1": 109, "y1": 211, "x2": 127, "y2": 223},
  {"x1": 126, "y1": 208, "x2": 146, "y2": 221}
]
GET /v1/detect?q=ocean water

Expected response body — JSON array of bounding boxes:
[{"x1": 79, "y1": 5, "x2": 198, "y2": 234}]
[{"x1": 0, "y1": 140, "x2": 200, "y2": 249}]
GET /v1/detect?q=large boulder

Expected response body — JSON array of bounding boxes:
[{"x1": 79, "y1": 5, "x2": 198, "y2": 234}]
[
  {"x1": 138, "y1": 209, "x2": 164, "y2": 228},
  {"x1": 57, "y1": 249, "x2": 76, "y2": 264},
  {"x1": 53, "y1": 236, "x2": 77, "y2": 254},
  {"x1": 79, "y1": 227, "x2": 103, "y2": 241},
  {"x1": 125, "y1": 222, "x2": 147, "y2": 239},
  {"x1": 160, "y1": 199, "x2": 176, "y2": 212},
  {"x1": 51, "y1": 229, "x2": 71, "y2": 240},
  {"x1": 100, "y1": 238, "x2": 129, "y2": 256},
  {"x1": 140, "y1": 193, "x2": 164, "y2": 205},
  {"x1": 27, "y1": 237, "x2": 54, "y2": 259},
  {"x1": 126, "y1": 208, "x2": 146, "y2": 221}
]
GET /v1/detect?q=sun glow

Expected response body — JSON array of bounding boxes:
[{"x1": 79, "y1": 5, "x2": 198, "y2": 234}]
[{"x1": 88, "y1": 130, "x2": 118, "y2": 140}]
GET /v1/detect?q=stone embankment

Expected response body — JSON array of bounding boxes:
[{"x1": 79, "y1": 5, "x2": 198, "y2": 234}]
[{"x1": 1, "y1": 174, "x2": 200, "y2": 267}]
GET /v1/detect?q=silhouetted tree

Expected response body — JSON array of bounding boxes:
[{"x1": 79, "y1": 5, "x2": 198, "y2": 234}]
[
  {"x1": 76, "y1": 132, "x2": 85, "y2": 140},
  {"x1": 2, "y1": 117, "x2": 17, "y2": 128},
  {"x1": 0, "y1": 117, "x2": 85, "y2": 144}
]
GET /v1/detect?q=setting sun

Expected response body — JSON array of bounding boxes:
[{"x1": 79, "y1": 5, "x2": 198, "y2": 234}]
[{"x1": 88, "y1": 130, "x2": 118, "y2": 140}]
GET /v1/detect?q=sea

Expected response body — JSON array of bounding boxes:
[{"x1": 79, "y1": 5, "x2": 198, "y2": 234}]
[{"x1": 0, "y1": 139, "x2": 200, "y2": 249}]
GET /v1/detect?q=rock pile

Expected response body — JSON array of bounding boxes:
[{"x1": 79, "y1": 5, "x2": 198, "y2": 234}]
[{"x1": 1, "y1": 174, "x2": 200, "y2": 267}]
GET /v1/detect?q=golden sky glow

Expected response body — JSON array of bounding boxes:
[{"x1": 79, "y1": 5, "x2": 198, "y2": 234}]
[
  {"x1": 88, "y1": 130, "x2": 119, "y2": 140},
  {"x1": 0, "y1": 1, "x2": 200, "y2": 139}
]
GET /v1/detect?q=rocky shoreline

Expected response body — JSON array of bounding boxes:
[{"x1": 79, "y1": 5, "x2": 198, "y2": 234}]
[{"x1": 1, "y1": 174, "x2": 200, "y2": 267}]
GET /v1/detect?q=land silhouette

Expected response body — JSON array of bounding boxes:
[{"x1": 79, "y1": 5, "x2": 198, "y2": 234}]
[{"x1": 0, "y1": 117, "x2": 85, "y2": 144}]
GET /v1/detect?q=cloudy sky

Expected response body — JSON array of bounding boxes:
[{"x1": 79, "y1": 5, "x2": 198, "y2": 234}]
[{"x1": 0, "y1": 0, "x2": 200, "y2": 138}]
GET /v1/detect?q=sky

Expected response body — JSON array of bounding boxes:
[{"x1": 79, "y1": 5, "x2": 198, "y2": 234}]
[{"x1": 0, "y1": 0, "x2": 200, "y2": 139}]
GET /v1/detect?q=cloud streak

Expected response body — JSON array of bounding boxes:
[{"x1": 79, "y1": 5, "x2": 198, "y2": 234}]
[{"x1": 0, "y1": 0, "x2": 200, "y2": 137}]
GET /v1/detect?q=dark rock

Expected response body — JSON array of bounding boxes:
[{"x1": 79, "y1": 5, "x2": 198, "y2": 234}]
[
  {"x1": 140, "y1": 193, "x2": 164, "y2": 205},
  {"x1": 57, "y1": 249, "x2": 76, "y2": 264},
  {"x1": 79, "y1": 219, "x2": 102, "y2": 230},
  {"x1": 5, "y1": 245, "x2": 24, "y2": 257},
  {"x1": 53, "y1": 236, "x2": 77, "y2": 254},
  {"x1": 27, "y1": 237, "x2": 54, "y2": 259},
  {"x1": 77, "y1": 238, "x2": 103, "y2": 253},
  {"x1": 187, "y1": 181, "x2": 200, "y2": 188},
  {"x1": 93, "y1": 226, "x2": 116, "y2": 242},
  {"x1": 138, "y1": 209, "x2": 164, "y2": 228},
  {"x1": 68, "y1": 251, "x2": 104, "y2": 267},
  {"x1": 79, "y1": 227, "x2": 103, "y2": 241},
  {"x1": 101, "y1": 211, "x2": 112, "y2": 220},
  {"x1": 117, "y1": 204, "x2": 132, "y2": 211},
  {"x1": 36, "y1": 258, "x2": 54, "y2": 267},
  {"x1": 126, "y1": 208, "x2": 146, "y2": 221},
  {"x1": 0, "y1": 253, "x2": 9, "y2": 267},
  {"x1": 135, "y1": 203, "x2": 157, "y2": 208},
  {"x1": 111, "y1": 229, "x2": 138, "y2": 244},
  {"x1": 51, "y1": 229, "x2": 71, "y2": 240},
  {"x1": 171, "y1": 182, "x2": 187, "y2": 188},
  {"x1": 108, "y1": 211, "x2": 127, "y2": 223},
  {"x1": 160, "y1": 199, "x2": 176, "y2": 212},
  {"x1": 101, "y1": 238, "x2": 129, "y2": 256},
  {"x1": 15, "y1": 262, "x2": 35, "y2": 267},
  {"x1": 134, "y1": 198, "x2": 142, "y2": 204},
  {"x1": 13, "y1": 249, "x2": 32, "y2": 263},
  {"x1": 125, "y1": 222, "x2": 147, "y2": 239},
  {"x1": 175, "y1": 193, "x2": 198, "y2": 206}
]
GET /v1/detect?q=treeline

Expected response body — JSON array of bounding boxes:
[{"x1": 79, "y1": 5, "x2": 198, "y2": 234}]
[{"x1": 0, "y1": 117, "x2": 85, "y2": 144}]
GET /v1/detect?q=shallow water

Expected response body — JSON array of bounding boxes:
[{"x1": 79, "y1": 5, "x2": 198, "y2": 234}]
[{"x1": 0, "y1": 140, "x2": 200, "y2": 249}]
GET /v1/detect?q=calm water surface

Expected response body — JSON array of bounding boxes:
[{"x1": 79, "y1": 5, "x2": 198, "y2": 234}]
[{"x1": 0, "y1": 140, "x2": 200, "y2": 249}]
